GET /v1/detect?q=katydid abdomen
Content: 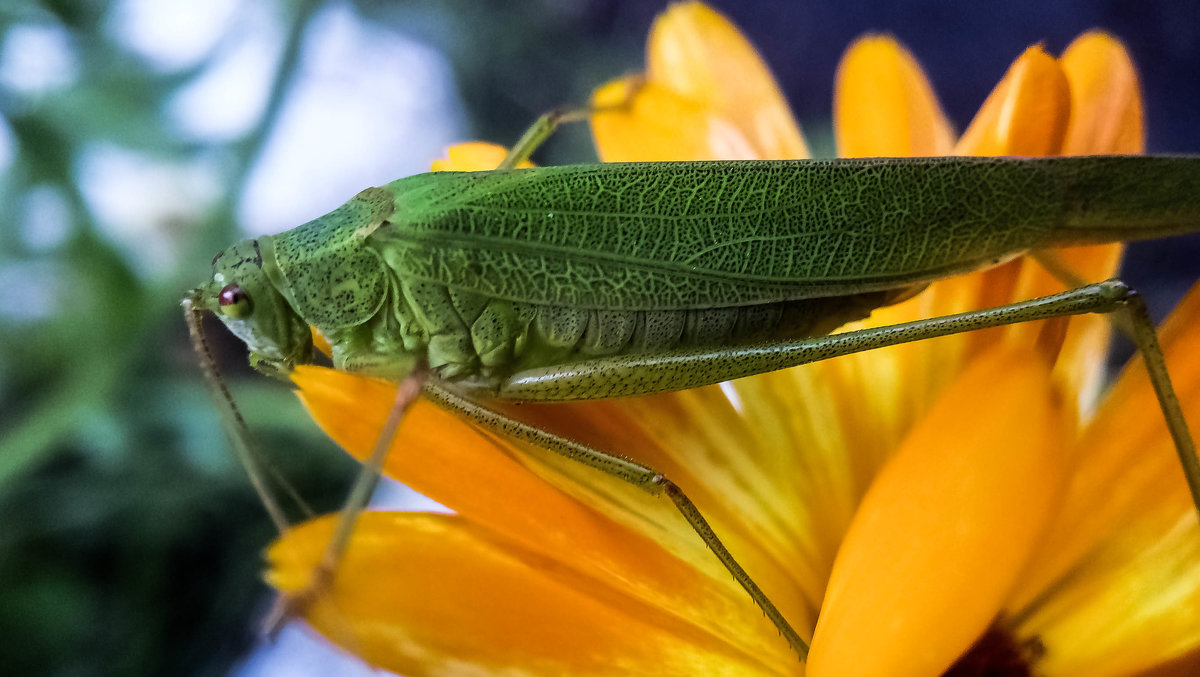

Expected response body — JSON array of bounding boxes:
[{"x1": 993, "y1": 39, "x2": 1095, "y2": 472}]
[
  {"x1": 198, "y1": 156, "x2": 1200, "y2": 393},
  {"x1": 368, "y1": 280, "x2": 909, "y2": 387}
]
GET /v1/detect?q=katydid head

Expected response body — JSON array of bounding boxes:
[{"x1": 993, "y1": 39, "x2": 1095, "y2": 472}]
[{"x1": 191, "y1": 239, "x2": 313, "y2": 378}]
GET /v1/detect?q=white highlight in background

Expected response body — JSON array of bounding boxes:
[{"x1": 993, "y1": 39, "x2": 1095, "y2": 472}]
[
  {"x1": 236, "y1": 2, "x2": 466, "y2": 237},
  {"x1": 107, "y1": 0, "x2": 244, "y2": 71}
]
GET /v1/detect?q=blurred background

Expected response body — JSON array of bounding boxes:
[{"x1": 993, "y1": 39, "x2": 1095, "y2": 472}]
[{"x1": 1, "y1": 1, "x2": 1197, "y2": 675}]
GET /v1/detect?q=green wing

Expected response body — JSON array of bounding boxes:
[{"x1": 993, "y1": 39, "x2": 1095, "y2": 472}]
[{"x1": 372, "y1": 159, "x2": 1063, "y2": 311}]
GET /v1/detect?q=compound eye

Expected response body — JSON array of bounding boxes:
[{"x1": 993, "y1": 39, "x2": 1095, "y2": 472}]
[{"x1": 217, "y1": 283, "x2": 253, "y2": 318}]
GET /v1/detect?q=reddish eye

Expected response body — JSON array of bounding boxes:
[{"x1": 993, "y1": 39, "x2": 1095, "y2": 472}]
[{"x1": 217, "y1": 283, "x2": 253, "y2": 318}]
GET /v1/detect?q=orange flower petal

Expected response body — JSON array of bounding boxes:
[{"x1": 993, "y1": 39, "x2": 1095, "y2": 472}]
[
  {"x1": 843, "y1": 46, "x2": 1075, "y2": 425},
  {"x1": 796, "y1": 39, "x2": 1105, "y2": 581},
  {"x1": 989, "y1": 32, "x2": 1142, "y2": 410},
  {"x1": 590, "y1": 77, "x2": 755, "y2": 161},
  {"x1": 1127, "y1": 649, "x2": 1200, "y2": 677},
  {"x1": 1011, "y1": 279, "x2": 1200, "y2": 619},
  {"x1": 290, "y1": 367, "x2": 803, "y2": 667},
  {"x1": 429, "y1": 141, "x2": 532, "y2": 172},
  {"x1": 310, "y1": 326, "x2": 332, "y2": 358},
  {"x1": 1006, "y1": 280, "x2": 1200, "y2": 671},
  {"x1": 922, "y1": 41, "x2": 1131, "y2": 416},
  {"x1": 718, "y1": 358, "x2": 934, "y2": 609},
  {"x1": 602, "y1": 384, "x2": 852, "y2": 620},
  {"x1": 646, "y1": 1, "x2": 807, "y2": 159},
  {"x1": 590, "y1": 2, "x2": 805, "y2": 161},
  {"x1": 1061, "y1": 31, "x2": 1144, "y2": 155},
  {"x1": 954, "y1": 45, "x2": 1071, "y2": 156},
  {"x1": 808, "y1": 348, "x2": 1066, "y2": 677},
  {"x1": 834, "y1": 35, "x2": 954, "y2": 157},
  {"x1": 1016, "y1": 511, "x2": 1200, "y2": 677},
  {"x1": 267, "y1": 512, "x2": 785, "y2": 676}
]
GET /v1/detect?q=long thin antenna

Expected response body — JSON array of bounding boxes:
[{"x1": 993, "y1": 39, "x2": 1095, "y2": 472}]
[{"x1": 183, "y1": 296, "x2": 290, "y2": 532}]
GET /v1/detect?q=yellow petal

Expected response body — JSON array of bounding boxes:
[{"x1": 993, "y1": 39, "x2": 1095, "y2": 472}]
[
  {"x1": 289, "y1": 366, "x2": 803, "y2": 667},
  {"x1": 1127, "y1": 650, "x2": 1200, "y2": 677},
  {"x1": 267, "y1": 512, "x2": 784, "y2": 676},
  {"x1": 741, "y1": 40, "x2": 1082, "y2": 486},
  {"x1": 1017, "y1": 513, "x2": 1200, "y2": 677},
  {"x1": 1061, "y1": 31, "x2": 1144, "y2": 155},
  {"x1": 310, "y1": 326, "x2": 332, "y2": 358},
  {"x1": 646, "y1": 1, "x2": 807, "y2": 159},
  {"x1": 582, "y1": 386, "x2": 826, "y2": 620},
  {"x1": 429, "y1": 141, "x2": 532, "y2": 172},
  {"x1": 808, "y1": 348, "x2": 1066, "y2": 677},
  {"x1": 954, "y1": 45, "x2": 1071, "y2": 156},
  {"x1": 590, "y1": 2, "x2": 805, "y2": 161},
  {"x1": 997, "y1": 243, "x2": 1123, "y2": 419},
  {"x1": 590, "y1": 77, "x2": 756, "y2": 161},
  {"x1": 834, "y1": 34, "x2": 954, "y2": 157},
  {"x1": 922, "y1": 43, "x2": 1118, "y2": 418},
  {"x1": 840, "y1": 46, "x2": 1074, "y2": 435},
  {"x1": 1008, "y1": 281, "x2": 1200, "y2": 676},
  {"x1": 992, "y1": 32, "x2": 1143, "y2": 411}
]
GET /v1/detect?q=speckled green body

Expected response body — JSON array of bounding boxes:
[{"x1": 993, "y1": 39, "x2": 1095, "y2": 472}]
[{"x1": 199, "y1": 156, "x2": 1200, "y2": 396}]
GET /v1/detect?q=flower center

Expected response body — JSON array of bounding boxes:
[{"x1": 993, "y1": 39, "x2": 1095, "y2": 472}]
[{"x1": 943, "y1": 628, "x2": 1043, "y2": 676}]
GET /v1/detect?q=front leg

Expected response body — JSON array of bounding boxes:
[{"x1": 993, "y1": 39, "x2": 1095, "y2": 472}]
[{"x1": 326, "y1": 325, "x2": 420, "y2": 380}]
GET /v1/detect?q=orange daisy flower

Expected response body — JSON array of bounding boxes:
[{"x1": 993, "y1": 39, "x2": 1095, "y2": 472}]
[{"x1": 266, "y1": 3, "x2": 1200, "y2": 675}]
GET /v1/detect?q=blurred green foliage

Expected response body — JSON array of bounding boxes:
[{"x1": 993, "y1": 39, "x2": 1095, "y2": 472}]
[
  {"x1": 0, "y1": 2, "x2": 354, "y2": 674},
  {"x1": 0, "y1": 2, "x2": 644, "y2": 674}
]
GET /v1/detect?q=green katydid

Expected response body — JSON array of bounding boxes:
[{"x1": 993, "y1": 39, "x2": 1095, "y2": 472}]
[{"x1": 183, "y1": 110, "x2": 1200, "y2": 660}]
